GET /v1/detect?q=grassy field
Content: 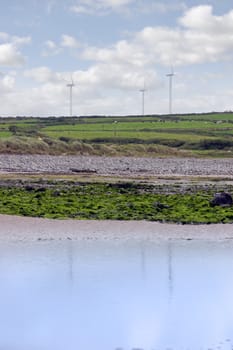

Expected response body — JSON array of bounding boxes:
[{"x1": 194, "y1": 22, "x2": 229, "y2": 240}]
[{"x1": 0, "y1": 112, "x2": 233, "y2": 156}]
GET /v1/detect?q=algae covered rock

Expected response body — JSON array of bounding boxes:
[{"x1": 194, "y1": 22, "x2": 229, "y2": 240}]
[{"x1": 210, "y1": 192, "x2": 233, "y2": 207}]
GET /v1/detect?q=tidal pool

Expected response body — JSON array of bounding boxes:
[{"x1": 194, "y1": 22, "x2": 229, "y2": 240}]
[{"x1": 0, "y1": 238, "x2": 233, "y2": 350}]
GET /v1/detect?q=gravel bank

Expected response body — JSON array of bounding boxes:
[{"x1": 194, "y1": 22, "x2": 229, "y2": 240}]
[{"x1": 0, "y1": 155, "x2": 233, "y2": 177}]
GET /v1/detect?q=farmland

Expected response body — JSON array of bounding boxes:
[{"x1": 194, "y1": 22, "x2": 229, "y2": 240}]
[{"x1": 0, "y1": 112, "x2": 233, "y2": 156}]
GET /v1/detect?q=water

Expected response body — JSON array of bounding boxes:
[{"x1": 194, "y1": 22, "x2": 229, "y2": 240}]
[{"x1": 0, "y1": 239, "x2": 233, "y2": 350}]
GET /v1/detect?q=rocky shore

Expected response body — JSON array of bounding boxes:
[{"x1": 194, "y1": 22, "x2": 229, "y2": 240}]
[
  {"x1": 0, "y1": 155, "x2": 233, "y2": 229},
  {"x1": 0, "y1": 154, "x2": 233, "y2": 177}
]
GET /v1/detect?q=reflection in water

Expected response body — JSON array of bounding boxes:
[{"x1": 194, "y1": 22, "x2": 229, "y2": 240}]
[
  {"x1": 140, "y1": 242, "x2": 146, "y2": 281},
  {"x1": 67, "y1": 239, "x2": 73, "y2": 284},
  {"x1": 0, "y1": 240, "x2": 233, "y2": 349},
  {"x1": 167, "y1": 241, "x2": 173, "y2": 302}
]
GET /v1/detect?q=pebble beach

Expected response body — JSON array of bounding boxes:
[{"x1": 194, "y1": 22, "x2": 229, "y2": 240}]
[{"x1": 0, "y1": 154, "x2": 232, "y2": 177}]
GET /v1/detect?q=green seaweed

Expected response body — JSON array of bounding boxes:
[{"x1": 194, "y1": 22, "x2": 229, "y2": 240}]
[{"x1": 0, "y1": 181, "x2": 232, "y2": 224}]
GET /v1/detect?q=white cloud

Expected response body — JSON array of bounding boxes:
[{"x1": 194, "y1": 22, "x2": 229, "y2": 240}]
[
  {"x1": 42, "y1": 40, "x2": 61, "y2": 56},
  {"x1": 0, "y1": 74, "x2": 15, "y2": 93},
  {"x1": 45, "y1": 40, "x2": 57, "y2": 50},
  {"x1": 0, "y1": 43, "x2": 26, "y2": 67},
  {"x1": 101, "y1": 0, "x2": 134, "y2": 7},
  {"x1": 73, "y1": 63, "x2": 160, "y2": 91},
  {"x1": 24, "y1": 66, "x2": 62, "y2": 84},
  {"x1": 0, "y1": 84, "x2": 66, "y2": 116},
  {"x1": 12, "y1": 36, "x2": 31, "y2": 46},
  {"x1": 70, "y1": 0, "x2": 135, "y2": 15},
  {"x1": 83, "y1": 40, "x2": 149, "y2": 67},
  {"x1": 42, "y1": 35, "x2": 80, "y2": 56},
  {"x1": 179, "y1": 5, "x2": 233, "y2": 32},
  {"x1": 81, "y1": 5, "x2": 233, "y2": 67},
  {"x1": 70, "y1": 0, "x2": 186, "y2": 15},
  {"x1": 24, "y1": 63, "x2": 159, "y2": 92},
  {"x1": 139, "y1": 1, "x2": 187, "y2": 14},
  {"x1": 61, "y1": 35, "x2": 80, "y2": 48},
  {"x1": 0, "y1": 33, "x2": 31, "y2": 47},
  {"x1": 0, "y1": 34, "x2": 30, "y2": 67},
  {"x1": 0, "y1": 32, "x2": 10, "y2": 42}
]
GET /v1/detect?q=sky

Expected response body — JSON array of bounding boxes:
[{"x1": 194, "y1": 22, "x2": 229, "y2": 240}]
[{"x1": 1, "y1": 0, "x2": 233, "y2": 117}]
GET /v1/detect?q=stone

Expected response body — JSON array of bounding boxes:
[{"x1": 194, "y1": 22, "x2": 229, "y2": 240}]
[{"x1": 210, "y1": 192, "x2": 233, "y2": 207}]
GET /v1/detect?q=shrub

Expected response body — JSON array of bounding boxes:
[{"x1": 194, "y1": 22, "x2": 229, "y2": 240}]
[{"x1": 198, "y1": 139, "x2": 233, "y2": 150}]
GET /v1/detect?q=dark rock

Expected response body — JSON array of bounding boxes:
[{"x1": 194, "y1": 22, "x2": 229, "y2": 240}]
[
  {"x1": 35, "y1": 187, "x2": 46, "y2": 192},
  {"x1": 210, "y1": 192, "x2": 233, "y2": 207},
  {"x1": 52, "y1": 190, "x2": 61, "y2": 197},
  {"x1": 25, "y1": 185, "x2": 34, "y2": 191},
  {"x1": 70, "y1": 168, "x2": 97, "y2": 173},
  {"x1": 153, "y1": 201, "x2": 170, "y2": 210}
]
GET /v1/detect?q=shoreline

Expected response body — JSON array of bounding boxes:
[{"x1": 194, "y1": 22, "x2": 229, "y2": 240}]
[
  {"x1": 0, "y1": 155, "x2": 233, "y2": 228},
  {"x1": 1, "y1": 214, "x2": 233, "y2": 243},
  {"x1": 1, "y1": 154, "x2": 233, "y2": 178}
]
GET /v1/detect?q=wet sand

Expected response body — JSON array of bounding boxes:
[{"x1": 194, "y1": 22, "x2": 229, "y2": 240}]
[{"x1": 0, "y1": 214, "x2": 233, "y2": 242}]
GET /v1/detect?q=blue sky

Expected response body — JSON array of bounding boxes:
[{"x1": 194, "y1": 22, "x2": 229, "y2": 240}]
[{"x1": 1, "y1": 0, "x2": 233, "y2": 116}]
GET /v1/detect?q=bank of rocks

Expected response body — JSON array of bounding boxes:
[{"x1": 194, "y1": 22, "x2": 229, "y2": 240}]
[{"x1": 0, "y1": 155, "x2": 233, "y2": 177}]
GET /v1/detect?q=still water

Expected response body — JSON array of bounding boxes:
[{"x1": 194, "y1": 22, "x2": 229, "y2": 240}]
[{"x1": 0, "y1": 239, "x2": 233, "y2": 350}]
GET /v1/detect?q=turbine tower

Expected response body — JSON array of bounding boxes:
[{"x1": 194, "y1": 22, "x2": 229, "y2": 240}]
[
  {"x1": 67, "y1": 76, "x2": 75, "y2": 117},
  {"x1": 166, "y1": 67, "x2": 175, "y2": 115},
  {"x1": 139, "y1": 79, "x2": 146, "y2": 116}
]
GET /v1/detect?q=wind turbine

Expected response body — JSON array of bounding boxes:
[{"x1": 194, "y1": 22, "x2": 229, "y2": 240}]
[
  {"x1": 166, "y1": 67, "x2": 175, "y2": 115},
  {"x1": 66, "y1": 75, "x2": 75, "y2": 117},
  {"x1": 139, "y1": 79, "x2": 147, "y2": 116}
]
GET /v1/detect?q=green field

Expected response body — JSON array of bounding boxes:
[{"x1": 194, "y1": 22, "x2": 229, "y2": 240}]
[{"x1": 0, "y1": 112, "x2": 233, "y2": 156}]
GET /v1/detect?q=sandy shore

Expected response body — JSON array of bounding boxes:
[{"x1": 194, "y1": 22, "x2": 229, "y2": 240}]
[{"x1": 0, "y1": 214, "x2": 233, "y2": 242}]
